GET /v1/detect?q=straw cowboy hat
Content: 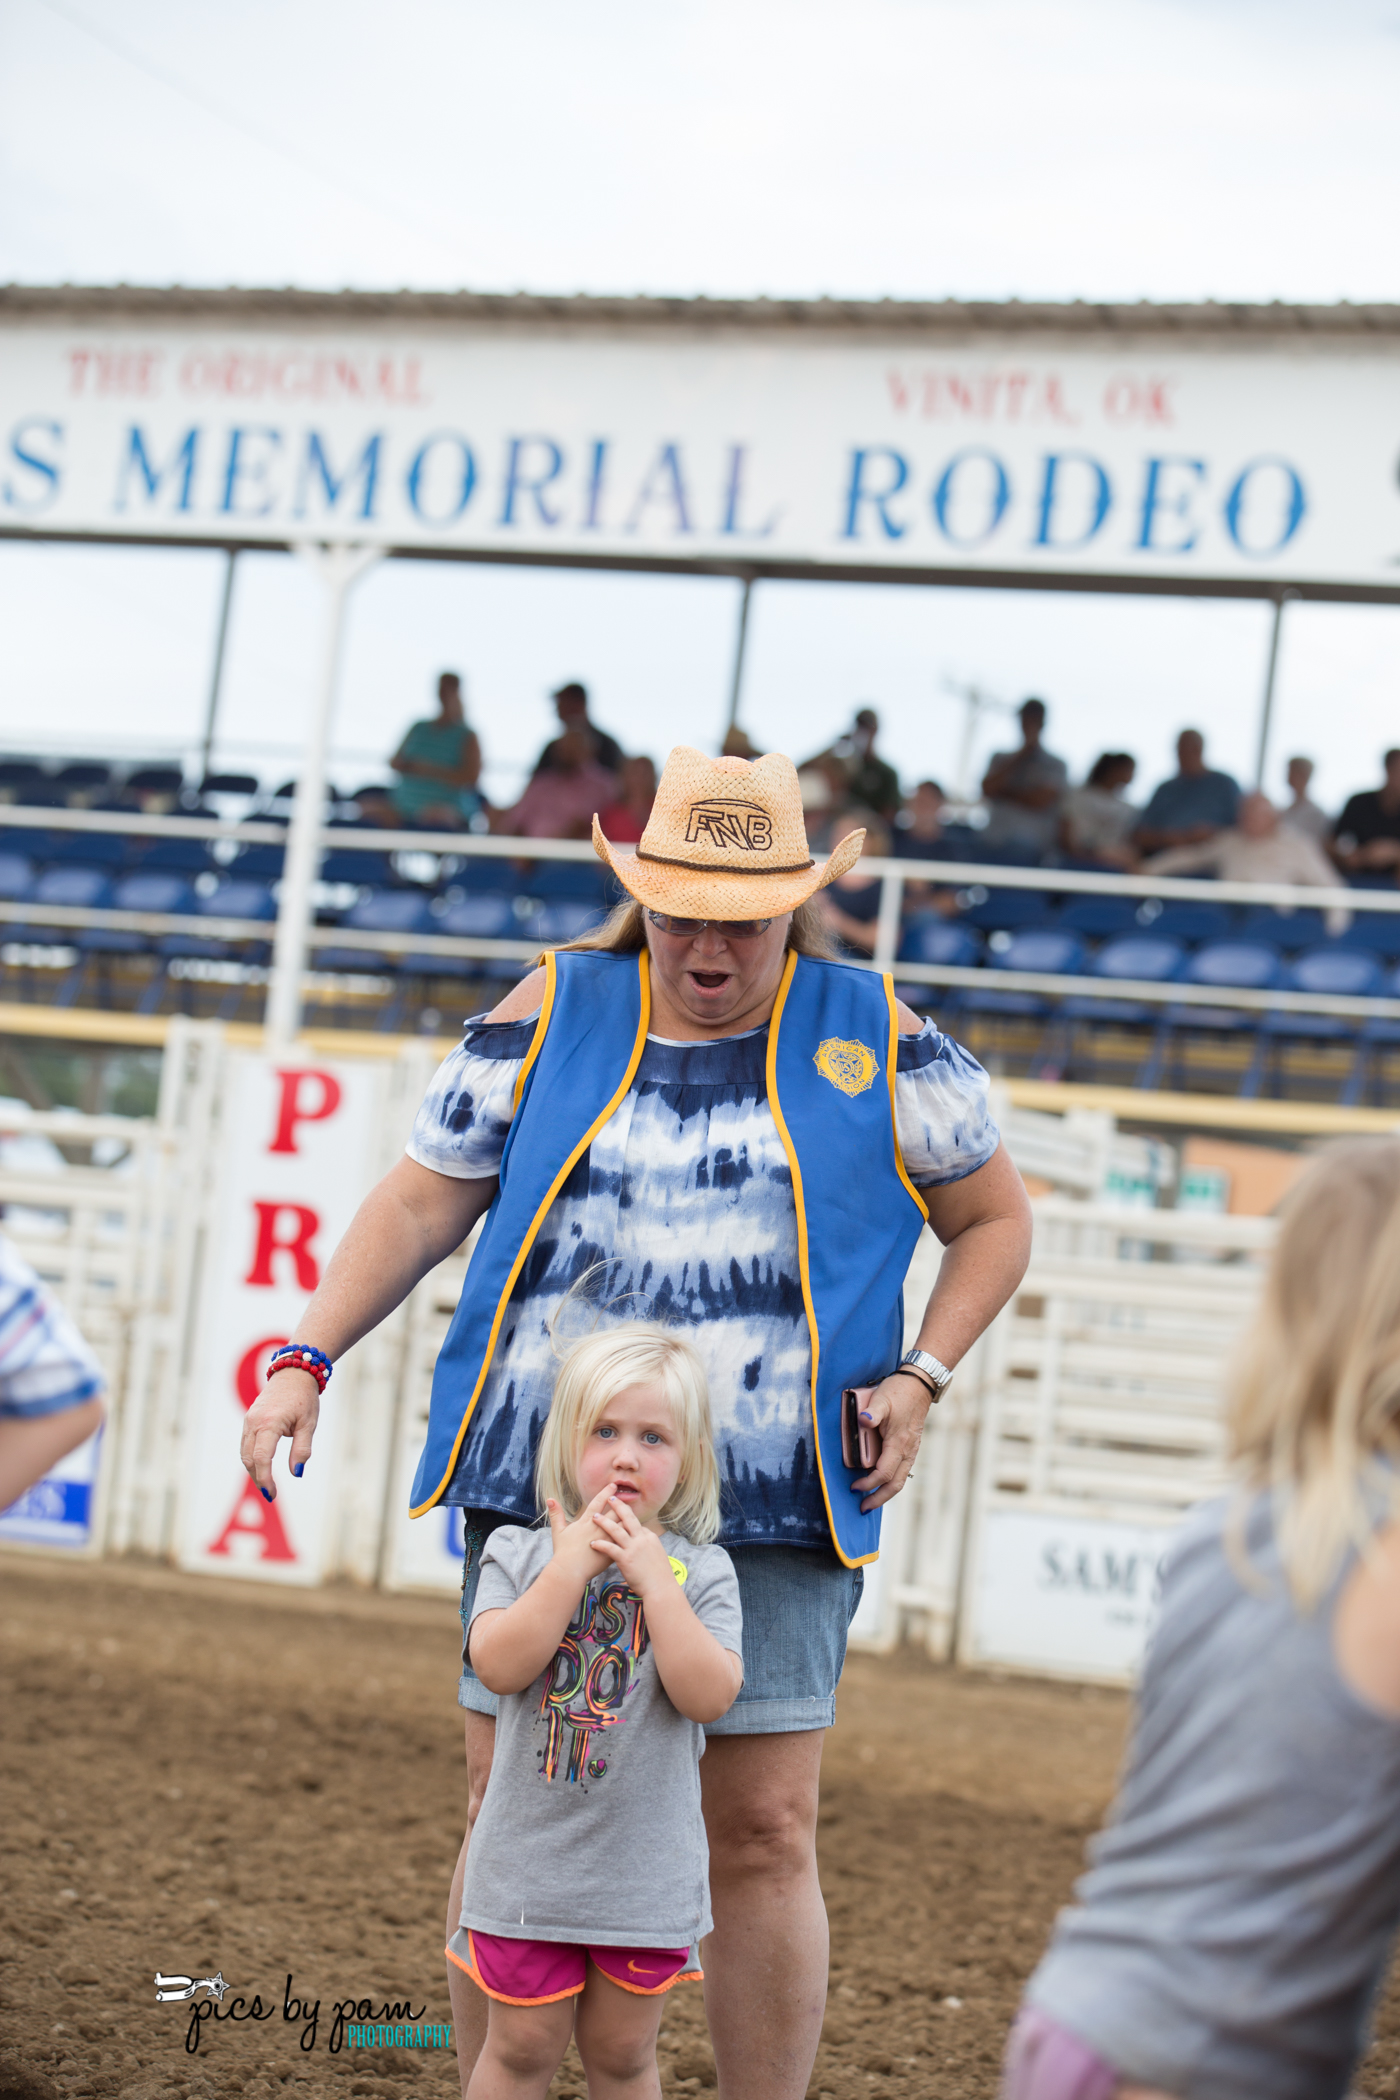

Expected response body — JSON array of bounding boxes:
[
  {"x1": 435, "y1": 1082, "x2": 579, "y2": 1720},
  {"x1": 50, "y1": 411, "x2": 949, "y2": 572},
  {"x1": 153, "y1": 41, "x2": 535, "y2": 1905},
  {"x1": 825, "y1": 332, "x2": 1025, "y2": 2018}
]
[{"x1": 592, "y1": 746, "x2": 866, "y2": 918}]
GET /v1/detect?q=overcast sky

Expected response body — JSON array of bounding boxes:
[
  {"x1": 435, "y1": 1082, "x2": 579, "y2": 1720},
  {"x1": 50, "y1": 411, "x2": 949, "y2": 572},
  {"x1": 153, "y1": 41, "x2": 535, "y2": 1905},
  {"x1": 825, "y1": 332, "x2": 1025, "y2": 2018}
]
[{"x1": 2, "y1": 0, "x2": 1399, "y2": 807}]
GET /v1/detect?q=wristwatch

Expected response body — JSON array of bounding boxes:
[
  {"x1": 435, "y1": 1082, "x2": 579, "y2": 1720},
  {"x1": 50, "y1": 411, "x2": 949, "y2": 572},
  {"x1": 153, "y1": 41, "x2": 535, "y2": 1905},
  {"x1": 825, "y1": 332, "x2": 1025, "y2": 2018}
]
[{"x1": 898, "y1": 1347, "x2": 953, "y2": 1401}]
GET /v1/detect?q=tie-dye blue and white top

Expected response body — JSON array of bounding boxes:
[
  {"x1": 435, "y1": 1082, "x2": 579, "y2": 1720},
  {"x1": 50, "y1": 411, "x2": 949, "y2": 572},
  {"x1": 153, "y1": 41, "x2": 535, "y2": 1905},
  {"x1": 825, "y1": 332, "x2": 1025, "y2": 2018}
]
[{"x1": 407, "y1": 1014, "x2": 998, "y2": 1550}]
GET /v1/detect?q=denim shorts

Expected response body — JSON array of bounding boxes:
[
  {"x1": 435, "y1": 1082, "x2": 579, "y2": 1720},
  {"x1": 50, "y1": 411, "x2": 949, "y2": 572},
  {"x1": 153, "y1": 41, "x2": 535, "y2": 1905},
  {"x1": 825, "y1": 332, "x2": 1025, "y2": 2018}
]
[{"x1": 456, "y1": 1511, "x2": 864, "y2": 1735}]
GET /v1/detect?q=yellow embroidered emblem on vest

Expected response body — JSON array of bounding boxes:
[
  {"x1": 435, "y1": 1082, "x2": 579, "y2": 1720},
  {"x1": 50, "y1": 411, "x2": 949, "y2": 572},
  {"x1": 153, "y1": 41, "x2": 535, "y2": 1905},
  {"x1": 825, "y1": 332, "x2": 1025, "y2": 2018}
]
[
  {"x1": 669, "y1": 1556, "x2": 688, "y2": 1586},
  {"x1": 813, "y1": 1037, "x2": 880, "y2": 1099}
]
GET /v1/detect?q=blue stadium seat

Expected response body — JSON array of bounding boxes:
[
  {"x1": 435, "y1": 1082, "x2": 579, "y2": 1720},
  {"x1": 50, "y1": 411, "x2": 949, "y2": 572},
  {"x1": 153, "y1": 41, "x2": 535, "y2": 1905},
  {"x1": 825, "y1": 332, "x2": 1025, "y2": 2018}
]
[
  {"x1": 56, "y1": 874, "x2": 196, "y2": 1006},
  {"x1": 1136, "y1": 941, "x2": 1281, "y2": 1090},
  {"x1": 1241, "y1": 946, "x2": 1383, "y2": 1099},
  {"x1": 136, "y1": 836, "x2": 220, "y2": 876},
  {"x1": 5, "y1": 865, "x2": 114, "y2": 962},
  {"x1": 526, "y1": 859, "x2": 611, "y2": 904},
  {"x1": 893, "y1": 917, "x2": 981, "y2": 1008},
  {"x1": 154, "y1": 880, "x2": 275, "y2": 958},
  {"x1": 1137, "y1": 901, "x2": 1234, "y2": 943},
  {"x1": 79, "y1": 873, "x2": 195, "y2": 954},
  {"x1": 0, "y1": 853, "x2": 33, "y2": 900},
  {"x1": 1337, "y1": 961, "x2": 1400, "y2": 1104},
  {"x1": 434, "y1": 894, "x2": 516, "y2": 940},
  {"x1": 320, "y1": 847, "x2": 394, "y2": 887},
  {"x1": 897, "y1": 918, "x2": 983, "y2": 968},
  {"x1": 312, "y1": 889, "x2": 433, "y2": 973},
  {"x1": 958, "y1": 928, "x2": 1084, "y2": 1018},
  {"x1": 1058, "y1": 896, "x2": 1140, "y2": 939},
  {"x1": 1240, "y1": 905, "x2": 1329, "y2": 949},
  {"x1": 441, "y1": 854, "x2": 521, "y2": 895},
  {"x1": 538, "y1": 901, "x2": 608, "y2": 944},
  {"x1": 1058, "y1": 934, "x2": 1185, "y2": 1026},
  {"x1": 134, "y1": 878, "x2": 278, "y2": 1013},
  {"x1": 230, "y1": 843, "x2": 287, "y2": 881},
  {"x1": 1333, "y1": 909, "x2": 1400, "y2": 961},
  {"x1": 959, "y1": 888, "x2": 1054, "y2": 934},
  {"x1": 34, "y1": 830, "x2": 126, "y2": 870},
  {"x1": 399, "y1": 893, "x2": 519, "y2": 985}
]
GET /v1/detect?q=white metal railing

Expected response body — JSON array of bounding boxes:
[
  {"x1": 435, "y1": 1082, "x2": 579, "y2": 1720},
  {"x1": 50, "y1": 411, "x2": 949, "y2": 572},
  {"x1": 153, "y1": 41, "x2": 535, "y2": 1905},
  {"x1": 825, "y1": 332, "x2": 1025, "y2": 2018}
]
[{"x1": 3, "y1": 802, "x2": 1399, "y2": 1019}]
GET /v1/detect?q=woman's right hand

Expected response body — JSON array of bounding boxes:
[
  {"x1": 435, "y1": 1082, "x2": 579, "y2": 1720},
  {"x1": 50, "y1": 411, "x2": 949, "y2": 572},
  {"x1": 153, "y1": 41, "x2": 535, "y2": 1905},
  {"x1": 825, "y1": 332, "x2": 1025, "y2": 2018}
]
[
  {"x1": 240, "y1": 1368, "x2": 321, "y2": 1501},
  {"x1": 545, "y1": 1486, "x2": 616, "y2": 1586}
]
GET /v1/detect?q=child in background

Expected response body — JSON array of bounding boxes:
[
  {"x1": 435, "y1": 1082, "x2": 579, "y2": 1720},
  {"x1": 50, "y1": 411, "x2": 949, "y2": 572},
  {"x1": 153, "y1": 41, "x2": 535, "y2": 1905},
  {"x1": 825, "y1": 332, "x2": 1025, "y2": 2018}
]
[
  {"x1": 0, "y1": 1232, "x2": 106, "y2": 1513},
  {"x1": 1003, "y1": 1138, "x2": 1400, "y2": 2100},
  {"x1": 449, "y1": 1324, "x2": 743, "y2": 2100}
]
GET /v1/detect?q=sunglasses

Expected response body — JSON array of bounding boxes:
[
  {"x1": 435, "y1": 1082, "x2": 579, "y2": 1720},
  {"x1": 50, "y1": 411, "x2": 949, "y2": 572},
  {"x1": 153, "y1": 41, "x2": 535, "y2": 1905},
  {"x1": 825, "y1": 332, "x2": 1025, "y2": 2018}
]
[{"x1": 645, "y1": 910, "x2": 774, "y2": 941}]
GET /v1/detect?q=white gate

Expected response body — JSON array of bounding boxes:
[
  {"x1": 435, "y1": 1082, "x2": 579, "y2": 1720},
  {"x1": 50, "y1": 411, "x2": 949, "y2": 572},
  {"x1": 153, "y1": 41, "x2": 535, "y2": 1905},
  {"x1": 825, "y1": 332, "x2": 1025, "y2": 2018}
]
[{"x1": 955, "y1": 1198, "x2": 1273, "y2": 1683}]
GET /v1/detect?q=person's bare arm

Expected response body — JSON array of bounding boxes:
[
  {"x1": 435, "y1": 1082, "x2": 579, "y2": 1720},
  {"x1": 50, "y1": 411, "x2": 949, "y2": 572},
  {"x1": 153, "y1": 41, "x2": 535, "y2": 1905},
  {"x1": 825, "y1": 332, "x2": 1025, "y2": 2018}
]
[
  {"x1": 239, "y1": 1155, "x2": 497, "y2": 1496},
  {"x1": 853, "y1": 1018, "x2": 1033, "y2": 1512},
  {"x1": 1142, "y1": 840, "x2": 1220, "y2": 876}
]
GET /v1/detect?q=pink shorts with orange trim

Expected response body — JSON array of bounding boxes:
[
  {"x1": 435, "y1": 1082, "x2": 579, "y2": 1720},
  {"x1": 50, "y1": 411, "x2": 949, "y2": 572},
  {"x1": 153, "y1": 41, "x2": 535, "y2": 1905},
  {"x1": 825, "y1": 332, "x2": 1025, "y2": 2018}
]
[{"x1": 450, "y1": 1928, "x2": 701, "y2": 2005}]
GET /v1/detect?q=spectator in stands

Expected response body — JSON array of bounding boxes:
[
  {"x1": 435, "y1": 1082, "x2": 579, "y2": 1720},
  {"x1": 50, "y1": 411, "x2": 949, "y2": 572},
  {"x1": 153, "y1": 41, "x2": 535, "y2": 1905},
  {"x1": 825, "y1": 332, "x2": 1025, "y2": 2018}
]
[
  {"x1": 814, "y1": 811, "x2": 891, "y2": 956},
  {"x1": 493, "y1": 728, "x2": 617, "y2": 841},
  {"x1": 797, "y1": 751, "x2": 851, "y2": 844},
  {"x1": 390, "y1": 672, "x2": 483, "y2": 829},
  {"x1": 1146, "y1": 791, "x2": 1350, "y2": 934},
  {"x1": 800, "y1": 708, "x2": 902, "y2": 821},
  {"x1": 893, "y1": 780, "x2": 949, "y2": 860},
  {"x1": 892, "y1": 781, "x2": 961, "y2": 915},
  {"x1": 1280, "y1": 755, "x2": 1331, "y2": 847},
  {"x1": 1332, "y1": 749, "x2": 1400, "y2": 876},
  {"x1": 1058, "y1": 753, "x2": 1139, "y2": 870},
  {"x1": 980, "y1": 698, "x2": 1068, "y2": 860},
  {"x1": 352, "y1": 784, "x2": 400, "y2": 828},
  {"x1": 534, "y1": 683, "x2": 625, "y2": 776},
  {"x1": 596, "y1": 755, "x2": 657, "y2": 845},
  {"x1": 1132, "y1": 729, "x2": 1239, "y2": 853}
]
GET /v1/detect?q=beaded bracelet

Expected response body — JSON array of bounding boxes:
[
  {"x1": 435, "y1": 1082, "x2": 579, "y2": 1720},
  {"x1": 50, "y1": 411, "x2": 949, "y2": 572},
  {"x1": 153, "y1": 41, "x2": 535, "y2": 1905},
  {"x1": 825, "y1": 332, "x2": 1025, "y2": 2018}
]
[{"x1": 265, "y1": 1343, "x2": 333, "y2": 1394}]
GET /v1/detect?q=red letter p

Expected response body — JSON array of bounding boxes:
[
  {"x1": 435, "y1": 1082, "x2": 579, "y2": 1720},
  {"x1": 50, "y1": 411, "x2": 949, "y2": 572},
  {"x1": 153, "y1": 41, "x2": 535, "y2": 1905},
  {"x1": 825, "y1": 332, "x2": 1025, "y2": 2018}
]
[{"x1": 268, "y1": 1068, "x2": 343, "y2": 1156}]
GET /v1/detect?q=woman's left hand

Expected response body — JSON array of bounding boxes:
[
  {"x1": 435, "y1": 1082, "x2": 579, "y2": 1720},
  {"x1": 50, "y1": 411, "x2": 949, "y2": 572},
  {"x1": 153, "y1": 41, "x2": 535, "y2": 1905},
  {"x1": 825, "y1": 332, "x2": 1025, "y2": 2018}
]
[{"x1": 852, "y1": 1370, "x2": 934, "y2": 1511}]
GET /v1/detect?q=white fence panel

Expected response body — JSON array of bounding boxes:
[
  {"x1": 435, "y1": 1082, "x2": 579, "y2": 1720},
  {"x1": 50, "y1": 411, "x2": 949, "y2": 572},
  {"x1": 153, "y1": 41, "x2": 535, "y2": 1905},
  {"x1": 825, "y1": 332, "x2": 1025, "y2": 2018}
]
[{"x1": 956, "y1": 1198, "x2": 1274, "y2": 1684}]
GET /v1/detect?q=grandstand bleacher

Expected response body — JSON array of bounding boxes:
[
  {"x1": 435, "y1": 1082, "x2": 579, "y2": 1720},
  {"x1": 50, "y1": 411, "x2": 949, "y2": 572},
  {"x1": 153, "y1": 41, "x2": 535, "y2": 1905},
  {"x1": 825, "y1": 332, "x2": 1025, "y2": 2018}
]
[{"x1": 5, "y1": 755, "x2": 1400, "y2": 1101}]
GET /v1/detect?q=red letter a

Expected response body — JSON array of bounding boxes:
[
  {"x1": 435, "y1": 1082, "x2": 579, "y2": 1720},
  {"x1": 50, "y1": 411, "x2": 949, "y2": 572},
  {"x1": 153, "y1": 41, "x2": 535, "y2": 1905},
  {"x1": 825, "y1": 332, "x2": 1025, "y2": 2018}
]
[{"x1": 206, "y1": 1477, "x2": 297, "y2": 1563}]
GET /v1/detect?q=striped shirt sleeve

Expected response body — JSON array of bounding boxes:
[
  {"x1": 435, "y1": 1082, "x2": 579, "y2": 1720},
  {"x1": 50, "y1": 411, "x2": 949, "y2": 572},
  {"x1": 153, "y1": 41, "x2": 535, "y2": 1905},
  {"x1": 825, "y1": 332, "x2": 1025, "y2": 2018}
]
[
  {"x1": 0, "y1": 1234, "x2": 106, "y2": 1420},
  {"x1": 894, "y1": 1022, "x2": 1000, "y2": 1188},
  {"x1": 405, "y1": 1015, "x2": 536, "y2": 1181}
]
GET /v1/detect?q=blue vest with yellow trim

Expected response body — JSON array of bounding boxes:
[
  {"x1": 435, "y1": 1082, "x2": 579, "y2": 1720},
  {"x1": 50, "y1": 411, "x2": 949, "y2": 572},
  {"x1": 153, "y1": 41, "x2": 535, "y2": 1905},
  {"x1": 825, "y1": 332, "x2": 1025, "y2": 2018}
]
[{"x1": 409, "y1": 947, "x2": 930, "y2": 1567}]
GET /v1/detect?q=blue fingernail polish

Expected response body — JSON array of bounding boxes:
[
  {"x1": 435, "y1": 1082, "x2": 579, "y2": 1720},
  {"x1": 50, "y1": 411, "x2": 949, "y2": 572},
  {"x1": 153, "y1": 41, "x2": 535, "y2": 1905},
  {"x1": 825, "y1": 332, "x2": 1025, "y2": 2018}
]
[
  {"x1": 292, "y1": 1461, "x2": 304, "y2": 1477},
  {"x1": 859, "y1": 1412, "x2": 873, "y2": 1422},
  {"x1": 259, "y1": 1486, "x2": 272, "y2": 1502}
]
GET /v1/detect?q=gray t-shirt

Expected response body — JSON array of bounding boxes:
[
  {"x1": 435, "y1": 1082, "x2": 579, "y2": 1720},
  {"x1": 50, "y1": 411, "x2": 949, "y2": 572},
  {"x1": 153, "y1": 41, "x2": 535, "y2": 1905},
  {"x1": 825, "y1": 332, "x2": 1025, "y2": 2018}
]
[
  {"x1": 454, "y1": 1524, "x2": 743, "y2": 1951},
  {"x1": 1029, "y1": 1490, "x2": 1400, "y2": 2100}
]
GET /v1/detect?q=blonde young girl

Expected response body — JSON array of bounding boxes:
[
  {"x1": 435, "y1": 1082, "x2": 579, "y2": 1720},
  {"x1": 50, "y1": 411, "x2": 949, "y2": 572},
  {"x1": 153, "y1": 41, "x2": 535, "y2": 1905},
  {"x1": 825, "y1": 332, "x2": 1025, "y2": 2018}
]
[
  {"x1": 1003, "y1": 1139, "x2": 1400, "y2": 2100},
  {"x1": 447, "y1": 1324, "x2": 743, "y2": 2100}
]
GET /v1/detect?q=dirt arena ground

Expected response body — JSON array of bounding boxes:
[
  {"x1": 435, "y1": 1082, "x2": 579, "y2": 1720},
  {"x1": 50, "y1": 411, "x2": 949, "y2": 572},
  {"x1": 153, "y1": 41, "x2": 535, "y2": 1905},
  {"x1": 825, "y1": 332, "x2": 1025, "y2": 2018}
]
[{"x1": 3, "y1": 1557, "x2": 1400, "y2": 2100}]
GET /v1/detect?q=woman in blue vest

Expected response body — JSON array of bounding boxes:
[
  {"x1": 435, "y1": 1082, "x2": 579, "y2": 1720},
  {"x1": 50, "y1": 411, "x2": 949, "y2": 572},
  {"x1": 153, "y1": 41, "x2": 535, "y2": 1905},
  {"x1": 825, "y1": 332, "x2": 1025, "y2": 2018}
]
[{"x1": 242, "y1": 744, "x2": 1032, "y2": 2100}]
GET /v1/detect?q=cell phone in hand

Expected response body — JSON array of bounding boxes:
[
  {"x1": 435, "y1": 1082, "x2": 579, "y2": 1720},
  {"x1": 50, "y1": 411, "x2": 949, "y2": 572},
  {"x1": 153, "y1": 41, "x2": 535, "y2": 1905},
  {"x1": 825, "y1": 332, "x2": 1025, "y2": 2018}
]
[{"x1": 841, "y1": 1385, "x2": 882, "y2": 1471}]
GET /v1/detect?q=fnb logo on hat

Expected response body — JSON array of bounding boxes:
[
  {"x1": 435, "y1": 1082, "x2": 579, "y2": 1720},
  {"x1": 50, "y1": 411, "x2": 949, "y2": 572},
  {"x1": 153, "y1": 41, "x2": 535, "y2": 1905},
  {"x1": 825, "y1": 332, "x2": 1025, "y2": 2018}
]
[{"x1": 685, "y1": 800, "x2": 774, "y2": 852}]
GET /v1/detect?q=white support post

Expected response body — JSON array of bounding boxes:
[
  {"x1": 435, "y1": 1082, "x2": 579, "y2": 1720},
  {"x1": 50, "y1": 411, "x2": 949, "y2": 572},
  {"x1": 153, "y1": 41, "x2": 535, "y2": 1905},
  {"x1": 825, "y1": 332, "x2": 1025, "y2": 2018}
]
[
  {"x1": 1253, "y1": 589, "x2": 1293, "y2": 793},
  {"x1": 265, "y1": 542, "x2": 383, "y2": 1052},
  {"x1": 724, "y1": 572, "x2": 755, "y2": 739},
  {"x1": 873, "y1": 869, "x2": 905, "y2": 969}
]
